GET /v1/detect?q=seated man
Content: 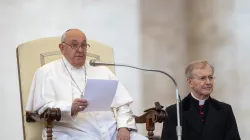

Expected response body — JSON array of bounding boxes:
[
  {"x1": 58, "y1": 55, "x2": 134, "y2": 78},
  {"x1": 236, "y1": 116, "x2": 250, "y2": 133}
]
[
  {"x1": 161, "y1": 60, "x2": 241, "y2": 140},
  {"x1": 25, "y1": 29, "x2": 147, "y2": 140}
]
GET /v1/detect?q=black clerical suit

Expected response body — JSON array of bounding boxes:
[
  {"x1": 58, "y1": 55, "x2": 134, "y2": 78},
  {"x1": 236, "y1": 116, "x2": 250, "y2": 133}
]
[{"x1": 161, "y1": 93, "x2": 241, "y2": 140}]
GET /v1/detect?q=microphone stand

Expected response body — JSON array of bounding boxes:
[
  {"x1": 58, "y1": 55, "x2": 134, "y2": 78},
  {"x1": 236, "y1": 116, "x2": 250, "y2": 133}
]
[{"x1": 90, "y1": 60, "x2": 182, "y2": 140}]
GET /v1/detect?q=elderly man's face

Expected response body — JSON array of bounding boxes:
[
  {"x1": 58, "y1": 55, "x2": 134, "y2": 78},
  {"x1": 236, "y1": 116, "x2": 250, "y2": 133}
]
[
  {"x1": 187, "y1": 65, "x2": 214, "y2": 96},
  {"x1": 59, "y1": 30, "x2": 87, "y2": 68}
]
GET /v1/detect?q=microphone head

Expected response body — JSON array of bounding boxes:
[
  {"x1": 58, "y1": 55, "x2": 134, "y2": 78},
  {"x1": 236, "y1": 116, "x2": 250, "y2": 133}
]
[{"x1": 89, "y1": 59, "x2": 96, "y2": 66}]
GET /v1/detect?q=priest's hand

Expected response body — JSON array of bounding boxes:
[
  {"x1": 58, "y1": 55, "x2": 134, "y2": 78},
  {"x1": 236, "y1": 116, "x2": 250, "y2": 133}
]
[
  {"x1": 117, "y1": 127, "x2": 130, "y2": 140},
  {"x1": 71, "y1": 98, "x2": 88, "y2": 116}
]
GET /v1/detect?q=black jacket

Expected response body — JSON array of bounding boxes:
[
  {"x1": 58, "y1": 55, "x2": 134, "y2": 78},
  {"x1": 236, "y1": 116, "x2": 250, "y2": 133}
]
[{"x1": 161, "y1": 94, "x2": 241, "y2": 140}]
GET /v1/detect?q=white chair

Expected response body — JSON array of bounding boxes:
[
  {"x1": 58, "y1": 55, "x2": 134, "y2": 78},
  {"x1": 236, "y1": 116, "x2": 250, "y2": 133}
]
[{"x1": 16, "y1": 37, "x2": 166, "y2": 140}]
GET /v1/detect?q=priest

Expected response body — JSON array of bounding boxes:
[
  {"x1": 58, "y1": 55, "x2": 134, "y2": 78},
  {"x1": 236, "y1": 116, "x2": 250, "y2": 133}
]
[
  {"x1": 161, "y1": 60, "x2": 241, "y2": 140},
  {"x1": 25, "y1": 29, "x2": 147, "y2": 140}
]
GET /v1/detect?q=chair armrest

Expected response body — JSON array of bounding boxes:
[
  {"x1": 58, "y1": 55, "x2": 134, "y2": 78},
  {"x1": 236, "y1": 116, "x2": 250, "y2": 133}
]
[
  {"x1": 25, "y1": 103, "x2": 166, "y2": 140},
  {"x1": 134, "y1": 102, "x2": 167, "y2": 140},
  {"x1": 26, "y1": 108, "x2": 61, "y2": 140}
]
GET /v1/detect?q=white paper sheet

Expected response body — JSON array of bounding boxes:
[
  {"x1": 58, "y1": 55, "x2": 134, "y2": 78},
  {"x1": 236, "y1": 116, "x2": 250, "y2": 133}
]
[{"x1": 82, "y1": 79, "x2": 118, "y2": 112}]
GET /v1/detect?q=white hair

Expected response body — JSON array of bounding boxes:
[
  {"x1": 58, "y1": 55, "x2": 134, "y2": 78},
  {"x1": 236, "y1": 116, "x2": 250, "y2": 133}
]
[
  {"x1": 61, "y1": 29, "x2": 71, "y2": 43},
  {"x1": 60, "y1": 29, "x2": 85, "y2": 43},
  {"x1": 185, "y1": 60, "x2": 214, "y2": 78},
  {"x1": 61, "y1": 29, "x2": 70, "y2": 43},
  {"x1": 61, "y1": 32, "x2": 66, "y2": 43}
]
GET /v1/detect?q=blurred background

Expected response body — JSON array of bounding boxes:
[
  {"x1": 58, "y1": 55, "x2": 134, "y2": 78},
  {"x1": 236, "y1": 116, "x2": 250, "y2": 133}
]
[{"x1": 0, "y1": 0, "x2": 249, "y2": 139}]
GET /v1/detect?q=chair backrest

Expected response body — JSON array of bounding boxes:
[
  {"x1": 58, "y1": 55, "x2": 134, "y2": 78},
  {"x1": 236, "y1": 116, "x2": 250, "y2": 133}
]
[{"x1": 16, "y1": 37, "x2": 115, "y2": 140}]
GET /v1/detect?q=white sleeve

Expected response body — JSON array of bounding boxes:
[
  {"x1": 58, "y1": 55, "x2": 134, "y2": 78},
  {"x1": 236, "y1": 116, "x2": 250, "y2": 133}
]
[
  {"x1": 25, "y1": 68, "x2": 73, "y2": 122},
  {"x1": 101, "y1": 66, "x2": 137, "y2": 130},
  {"x1": 116, "y1": 105, "x2": 137, "y2": 130}
]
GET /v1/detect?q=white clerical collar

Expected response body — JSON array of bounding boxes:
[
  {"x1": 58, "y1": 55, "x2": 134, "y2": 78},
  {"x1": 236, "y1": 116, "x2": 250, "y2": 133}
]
[{"x1": 191, "y1": 92, "x2": 208, "y2": 105}]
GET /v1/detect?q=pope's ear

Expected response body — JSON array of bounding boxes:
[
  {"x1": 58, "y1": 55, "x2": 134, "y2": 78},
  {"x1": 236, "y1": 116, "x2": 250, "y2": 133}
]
[{"x1": 59, "y1": 43, "x2": 64, "y2": 52}]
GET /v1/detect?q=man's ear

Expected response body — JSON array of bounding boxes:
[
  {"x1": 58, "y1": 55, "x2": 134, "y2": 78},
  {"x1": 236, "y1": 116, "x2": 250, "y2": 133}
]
[
  {"x1": 187, "y1": 78, "x2": 192, "y2": 85},
  {"x1": 59, "y1": 43, "x2": 64, "y2": 53}
]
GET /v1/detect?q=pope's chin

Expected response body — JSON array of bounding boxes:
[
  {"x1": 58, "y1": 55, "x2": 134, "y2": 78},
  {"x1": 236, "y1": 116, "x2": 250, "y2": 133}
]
[
  {"x1": 74, "y1": 56, "x2": 85, "y2": 61},
  {"x1": 74, "y1": 57, "x2": 85, "y2": 66}
]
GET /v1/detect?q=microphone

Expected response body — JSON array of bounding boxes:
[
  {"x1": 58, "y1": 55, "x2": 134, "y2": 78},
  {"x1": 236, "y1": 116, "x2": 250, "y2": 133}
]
[{"x1": 89, "y1": 59, "x2": 182, "y2": 140}]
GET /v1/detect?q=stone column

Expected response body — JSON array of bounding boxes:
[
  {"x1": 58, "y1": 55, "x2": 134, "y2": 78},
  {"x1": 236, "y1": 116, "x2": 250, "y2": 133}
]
[{"x1": 140, "y1": 0, "x2": 188, "y2": 136}]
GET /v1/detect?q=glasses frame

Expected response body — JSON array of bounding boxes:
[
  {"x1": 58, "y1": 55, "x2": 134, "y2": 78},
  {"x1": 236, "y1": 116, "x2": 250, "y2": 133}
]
[{"x1": 62, "y1": 42, "x2": 90, "y2": 50}]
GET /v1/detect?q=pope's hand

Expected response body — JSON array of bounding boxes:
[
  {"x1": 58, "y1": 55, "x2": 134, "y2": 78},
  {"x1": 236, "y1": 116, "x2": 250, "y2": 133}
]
[
  {"x1": 71, "y1": 98, "x2": 88, "y2": 116},
  {"x1": 117, "y1": 128, "x2": 131, "y2": 140}
]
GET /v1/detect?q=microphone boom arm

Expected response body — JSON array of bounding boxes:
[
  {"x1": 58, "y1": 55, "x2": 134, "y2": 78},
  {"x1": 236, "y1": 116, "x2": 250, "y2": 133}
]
[{"x1": 91, "y1": 61, "x2": 182, "y2": 140}]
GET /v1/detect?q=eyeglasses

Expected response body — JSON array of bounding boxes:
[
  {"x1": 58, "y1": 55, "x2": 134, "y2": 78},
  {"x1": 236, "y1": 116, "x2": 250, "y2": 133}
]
[
  {"x1": 191, "y1": 76, "x2": 215, "y2": 82},
  {"x1": 62, "y1": 42, "x2": 90, "y2": 50}
]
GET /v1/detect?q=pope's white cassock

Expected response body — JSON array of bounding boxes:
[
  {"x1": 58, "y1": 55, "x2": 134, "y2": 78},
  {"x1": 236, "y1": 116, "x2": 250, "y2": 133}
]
[{"x1": 26, "y1": 57, "x2": 147, "y2": 140}]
